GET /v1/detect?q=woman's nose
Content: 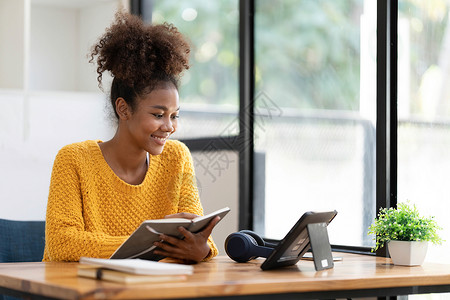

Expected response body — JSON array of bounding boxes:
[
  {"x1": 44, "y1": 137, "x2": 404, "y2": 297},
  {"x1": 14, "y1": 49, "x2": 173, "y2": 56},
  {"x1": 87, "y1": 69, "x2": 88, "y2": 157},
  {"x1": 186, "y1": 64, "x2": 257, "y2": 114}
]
[{"x1": 161, "y1": 118, "x2": 174, "y2": 132}]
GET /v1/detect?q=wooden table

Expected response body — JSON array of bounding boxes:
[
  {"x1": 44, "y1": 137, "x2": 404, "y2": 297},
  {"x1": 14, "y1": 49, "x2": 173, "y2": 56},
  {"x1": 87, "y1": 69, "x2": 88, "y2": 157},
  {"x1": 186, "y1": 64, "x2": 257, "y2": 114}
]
[{"x1": 1, "y1": 253, "x2": 450, "y2": 299}]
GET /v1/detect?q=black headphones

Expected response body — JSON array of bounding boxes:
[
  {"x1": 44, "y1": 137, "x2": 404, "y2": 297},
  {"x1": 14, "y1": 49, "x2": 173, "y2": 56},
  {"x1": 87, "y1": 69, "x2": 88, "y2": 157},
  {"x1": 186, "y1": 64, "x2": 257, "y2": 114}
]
[{"x1": 224, "y1": 230, "x2": 278, "y2": 263}]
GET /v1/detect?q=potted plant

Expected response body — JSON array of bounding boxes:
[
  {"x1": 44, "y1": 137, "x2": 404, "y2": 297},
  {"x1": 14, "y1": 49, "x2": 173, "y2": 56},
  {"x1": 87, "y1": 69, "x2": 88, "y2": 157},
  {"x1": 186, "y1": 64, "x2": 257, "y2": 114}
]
[{"x1": 368, "y1": 201, "x2": 443, "y2": 266}]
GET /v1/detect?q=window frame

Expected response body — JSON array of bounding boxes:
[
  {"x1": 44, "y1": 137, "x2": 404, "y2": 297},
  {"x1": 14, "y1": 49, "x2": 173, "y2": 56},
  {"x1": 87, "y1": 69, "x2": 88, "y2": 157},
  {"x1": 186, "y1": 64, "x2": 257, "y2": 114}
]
[{"x1": 376, "y1": 0, "x2": 398, "y2": 257}]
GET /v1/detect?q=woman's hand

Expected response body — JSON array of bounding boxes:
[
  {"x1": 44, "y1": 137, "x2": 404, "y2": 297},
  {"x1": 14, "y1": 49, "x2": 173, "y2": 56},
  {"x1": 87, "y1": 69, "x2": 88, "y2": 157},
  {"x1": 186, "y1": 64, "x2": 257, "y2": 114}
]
[{"x1": 152, "y1": 216, "x2": 220, "y2": 263}]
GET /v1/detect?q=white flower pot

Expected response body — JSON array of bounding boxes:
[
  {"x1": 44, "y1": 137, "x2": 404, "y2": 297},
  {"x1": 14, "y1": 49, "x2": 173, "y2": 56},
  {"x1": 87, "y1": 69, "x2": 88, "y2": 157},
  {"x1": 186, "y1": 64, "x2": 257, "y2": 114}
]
[{"x1": 387, "y1": 240, "x2": 428, "y2": 266}]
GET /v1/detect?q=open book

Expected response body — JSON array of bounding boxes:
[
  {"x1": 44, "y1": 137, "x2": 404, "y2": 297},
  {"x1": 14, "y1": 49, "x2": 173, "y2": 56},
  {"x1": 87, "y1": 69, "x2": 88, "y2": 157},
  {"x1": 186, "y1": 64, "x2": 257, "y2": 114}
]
[{"x1": 110, "y1": 207, "x2": 230, "y2": 260}]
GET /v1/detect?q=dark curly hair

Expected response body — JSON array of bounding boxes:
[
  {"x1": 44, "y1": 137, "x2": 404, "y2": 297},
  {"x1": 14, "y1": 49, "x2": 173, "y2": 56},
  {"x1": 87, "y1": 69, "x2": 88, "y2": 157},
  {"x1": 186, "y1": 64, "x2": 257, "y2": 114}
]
[{"x1": 89, "y1": 11, "x2": 190, "y2": 119}]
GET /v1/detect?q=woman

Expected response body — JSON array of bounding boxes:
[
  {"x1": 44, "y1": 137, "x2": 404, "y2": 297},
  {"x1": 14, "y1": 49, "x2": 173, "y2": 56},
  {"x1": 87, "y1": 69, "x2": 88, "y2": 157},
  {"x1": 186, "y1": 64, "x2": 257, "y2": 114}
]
[{"x1": 43, "y1": 12, "x2": 219, "y2": 263}]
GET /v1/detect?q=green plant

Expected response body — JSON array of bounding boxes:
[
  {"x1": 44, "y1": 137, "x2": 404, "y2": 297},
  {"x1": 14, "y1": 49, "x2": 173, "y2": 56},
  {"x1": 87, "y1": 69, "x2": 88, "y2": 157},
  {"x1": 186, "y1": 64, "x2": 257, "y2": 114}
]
[{"x1": 368, "y1": 202, "x2": 443, "y2": 251}]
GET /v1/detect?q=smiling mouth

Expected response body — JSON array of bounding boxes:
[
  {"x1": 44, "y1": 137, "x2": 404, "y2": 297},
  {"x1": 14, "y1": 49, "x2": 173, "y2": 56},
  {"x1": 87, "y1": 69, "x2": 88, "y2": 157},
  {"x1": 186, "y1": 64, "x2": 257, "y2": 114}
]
[
  {"x1": 152, "y1": 135, "x2": 167, "y2": 141},
  {"x1": 151, "y1": 134, "x2": 170, "y2": 144}
]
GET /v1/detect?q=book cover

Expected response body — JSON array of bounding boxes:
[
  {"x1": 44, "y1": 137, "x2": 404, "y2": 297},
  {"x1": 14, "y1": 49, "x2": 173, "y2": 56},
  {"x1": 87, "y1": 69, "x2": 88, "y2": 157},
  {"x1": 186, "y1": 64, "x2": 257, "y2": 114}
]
[{"x1": 110, "y1": 207, "x2": 230, "y2": 260}]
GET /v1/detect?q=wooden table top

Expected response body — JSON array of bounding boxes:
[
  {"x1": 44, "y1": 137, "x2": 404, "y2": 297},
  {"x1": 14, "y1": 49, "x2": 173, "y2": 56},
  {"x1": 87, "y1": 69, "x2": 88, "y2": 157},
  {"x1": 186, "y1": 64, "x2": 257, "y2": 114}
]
[{"x1": 1, "y1": 253, "x2": 450, "y2": 299}]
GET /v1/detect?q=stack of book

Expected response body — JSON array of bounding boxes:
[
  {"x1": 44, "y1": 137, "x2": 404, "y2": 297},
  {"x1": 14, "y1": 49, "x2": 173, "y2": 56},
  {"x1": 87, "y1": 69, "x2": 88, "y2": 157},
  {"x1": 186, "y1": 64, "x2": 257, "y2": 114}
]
[{"x1": 78, "y1": 257, "x2": 193, "y2": 284}]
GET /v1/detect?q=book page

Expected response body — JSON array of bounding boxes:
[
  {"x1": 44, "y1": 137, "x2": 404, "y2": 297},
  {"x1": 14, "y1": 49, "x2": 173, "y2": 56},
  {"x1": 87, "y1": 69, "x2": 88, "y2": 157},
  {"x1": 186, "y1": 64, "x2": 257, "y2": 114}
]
[
  {"x1": 142, "y1": 220, "x2": 191, "y2": 237},
  {"x1": 145, "y1": 218, "x2": 192, "y2": 224},
  {"x1": 189, "y1": 207, "x2": 230, "y2": 233}
]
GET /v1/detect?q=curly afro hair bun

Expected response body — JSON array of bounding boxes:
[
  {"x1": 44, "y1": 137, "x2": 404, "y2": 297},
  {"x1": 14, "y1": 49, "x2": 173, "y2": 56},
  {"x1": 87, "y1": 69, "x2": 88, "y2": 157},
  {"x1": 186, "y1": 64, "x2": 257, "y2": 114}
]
[
  {"x1": 89, "y1": 11, "x2": 190, "y2": 119},
  {"x1": 91, "y1": 11, "x2": 190, "y2": 90}
]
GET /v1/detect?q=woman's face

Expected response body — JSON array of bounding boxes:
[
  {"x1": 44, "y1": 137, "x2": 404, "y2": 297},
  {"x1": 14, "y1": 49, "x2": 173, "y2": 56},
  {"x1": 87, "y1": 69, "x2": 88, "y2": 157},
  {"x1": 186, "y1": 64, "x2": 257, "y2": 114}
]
[{"x1": 124, "y1": 86, "x2": 179, "y2": 155}]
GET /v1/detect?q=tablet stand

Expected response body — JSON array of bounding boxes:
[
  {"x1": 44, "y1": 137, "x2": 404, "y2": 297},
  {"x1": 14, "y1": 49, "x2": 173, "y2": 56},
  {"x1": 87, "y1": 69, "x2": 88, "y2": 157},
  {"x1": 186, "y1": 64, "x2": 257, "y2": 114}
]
[{"x1": 306, "y1": 222, "x2": 334, "y2": 271}]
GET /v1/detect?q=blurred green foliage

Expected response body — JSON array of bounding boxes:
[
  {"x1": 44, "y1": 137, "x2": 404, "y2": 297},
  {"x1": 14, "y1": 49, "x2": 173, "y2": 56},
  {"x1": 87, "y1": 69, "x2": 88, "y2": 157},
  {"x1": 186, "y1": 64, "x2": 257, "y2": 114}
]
[
  {"x1": 255, "y1": 0, "x2": 363, "y2": 110},
  {"x1": 152, "y1": 0, "x2": 450, "y2": 115},
  {"x1": 398, "y1": 0, "x2": 450, "y2": 115}
]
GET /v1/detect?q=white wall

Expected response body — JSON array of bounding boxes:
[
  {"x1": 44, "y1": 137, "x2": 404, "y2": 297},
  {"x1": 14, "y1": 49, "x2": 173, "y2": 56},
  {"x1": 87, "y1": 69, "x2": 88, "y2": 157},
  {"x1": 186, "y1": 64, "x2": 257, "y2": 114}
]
[
  {"x1": 0, "y1": 1, "x2": 122, "y2": 220},
  {"x1": 0, "y1": 0, "x2": 25, "y2": 89},
  {"x1": 29, "y1": 1, "x2": 118, "y2": 92},
  {"x1": 192, "y1": 151, "x2": 239, "y2": 256},
  {"x1": 0, "y1": 91, "x2": 115, "y2": 220},
  {"x1": 29, "y1": 5, "x2": 79, "y2": 91},
  {"x1": 78, "y1": 2, "x2": 118, "y2": 92}
]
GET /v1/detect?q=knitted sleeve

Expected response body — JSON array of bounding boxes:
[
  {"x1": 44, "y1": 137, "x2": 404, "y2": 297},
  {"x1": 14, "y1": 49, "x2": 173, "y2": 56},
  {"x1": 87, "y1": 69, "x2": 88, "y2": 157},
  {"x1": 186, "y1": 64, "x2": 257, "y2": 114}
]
[
  {"x1": 43, "y1": 146, "x2": 127, "y2": 262},
  {"x1": 176, "y1": 142, "x2": 218, "y2": 261}
]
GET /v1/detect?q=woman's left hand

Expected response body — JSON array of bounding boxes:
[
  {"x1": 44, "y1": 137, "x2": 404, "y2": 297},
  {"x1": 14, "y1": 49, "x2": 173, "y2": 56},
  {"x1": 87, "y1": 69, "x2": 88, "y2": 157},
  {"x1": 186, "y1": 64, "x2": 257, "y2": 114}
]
[{"x1": 152, "y1": 216, "x2": 220, "y2": 263}]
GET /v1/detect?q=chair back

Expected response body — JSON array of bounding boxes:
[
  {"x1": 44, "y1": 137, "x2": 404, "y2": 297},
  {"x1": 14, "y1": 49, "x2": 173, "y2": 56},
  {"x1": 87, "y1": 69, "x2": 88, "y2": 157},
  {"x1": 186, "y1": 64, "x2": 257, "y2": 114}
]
[
  {"x1": 0, "y1": 219, "x2": 45, "y2": 300},
  {"x1": 0, "y1": 219, "x2": 45, "y2": 263}
]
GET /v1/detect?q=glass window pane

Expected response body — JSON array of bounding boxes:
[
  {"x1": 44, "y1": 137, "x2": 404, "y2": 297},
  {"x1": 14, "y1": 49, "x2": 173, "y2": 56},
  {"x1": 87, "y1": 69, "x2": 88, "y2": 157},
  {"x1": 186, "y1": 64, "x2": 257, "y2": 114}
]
[
  {"x1": 151, "y1": 1, "x2": 239, "y2": 139},
  {"x1": 398, "y1": 0, "x2": 450, "y2": 263},
  {"x1": 255, "y1": 0, "x2": 377, "y2": 247}
]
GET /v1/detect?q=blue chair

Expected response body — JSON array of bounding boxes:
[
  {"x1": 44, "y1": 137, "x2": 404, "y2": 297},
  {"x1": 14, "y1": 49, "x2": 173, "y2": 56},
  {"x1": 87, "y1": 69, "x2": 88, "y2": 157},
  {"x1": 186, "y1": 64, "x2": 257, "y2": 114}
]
[{"x1": 0, "y1": 219, "x2": 45, "y2": 300}]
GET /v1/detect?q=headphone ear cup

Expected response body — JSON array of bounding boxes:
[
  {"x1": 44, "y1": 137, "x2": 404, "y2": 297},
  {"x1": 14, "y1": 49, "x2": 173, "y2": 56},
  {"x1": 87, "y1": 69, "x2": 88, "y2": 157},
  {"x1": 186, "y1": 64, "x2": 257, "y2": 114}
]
[
  {"x1": 224, "y1": 232, "x2": 275, "y2": 263},
  {"x1": 224, "y1": 232, "x2": 259, "y2": 263},
  {"x1": 239, "y1": 230, "x2": 265, "y2": 246}
]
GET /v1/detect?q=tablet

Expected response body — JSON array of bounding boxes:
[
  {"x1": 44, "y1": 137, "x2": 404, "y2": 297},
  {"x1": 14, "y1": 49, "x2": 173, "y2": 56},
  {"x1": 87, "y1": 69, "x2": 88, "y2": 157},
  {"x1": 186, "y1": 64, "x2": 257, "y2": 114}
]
[{"x1": 260, "y1": 210, "x2": 337, "y2": 271}]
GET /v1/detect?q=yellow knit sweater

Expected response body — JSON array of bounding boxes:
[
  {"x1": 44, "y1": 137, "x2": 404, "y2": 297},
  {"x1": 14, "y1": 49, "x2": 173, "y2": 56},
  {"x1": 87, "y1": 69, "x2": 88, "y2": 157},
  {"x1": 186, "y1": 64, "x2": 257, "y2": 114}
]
[{"x1": 43, "y1": 140, "x2": 218, "y2": 262}]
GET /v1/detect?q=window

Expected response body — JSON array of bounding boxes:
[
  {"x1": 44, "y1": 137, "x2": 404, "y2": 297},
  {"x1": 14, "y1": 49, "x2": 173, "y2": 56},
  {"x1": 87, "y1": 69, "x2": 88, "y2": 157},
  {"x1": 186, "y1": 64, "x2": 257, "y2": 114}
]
[
  {"x1": 397, "y1": 0, "x2": 450, "y2": 263},
  {"x1": 254, "y1": 0, "x2": 377, "y2": 247}
]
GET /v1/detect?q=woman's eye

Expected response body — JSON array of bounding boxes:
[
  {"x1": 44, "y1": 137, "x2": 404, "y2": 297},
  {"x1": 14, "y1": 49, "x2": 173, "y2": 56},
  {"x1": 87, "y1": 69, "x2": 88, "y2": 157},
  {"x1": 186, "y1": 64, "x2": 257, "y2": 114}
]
[
  {"x1": 171, "y1": 115, "x2": 180, "y2": 120},
  {"x1": 152, "y1": 114, "x2": 163, "y2": 119}
]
